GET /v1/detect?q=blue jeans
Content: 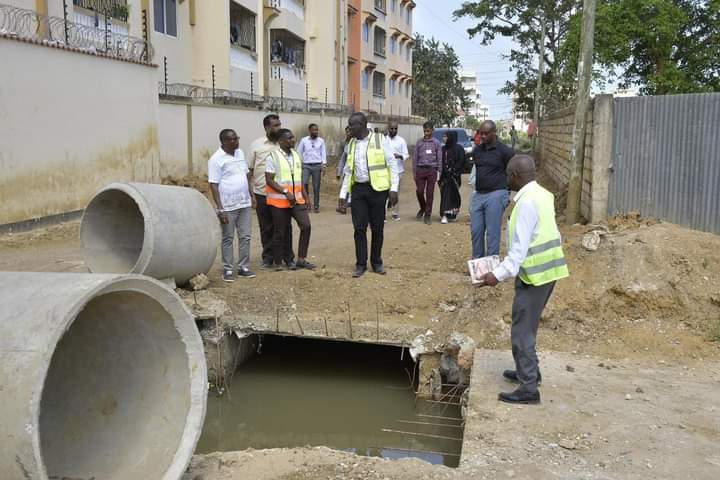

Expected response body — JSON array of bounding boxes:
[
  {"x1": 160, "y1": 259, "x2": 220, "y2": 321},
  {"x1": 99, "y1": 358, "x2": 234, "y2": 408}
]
[{"x1": 470, "y1": 189, "x2": 509, "y2": 259}]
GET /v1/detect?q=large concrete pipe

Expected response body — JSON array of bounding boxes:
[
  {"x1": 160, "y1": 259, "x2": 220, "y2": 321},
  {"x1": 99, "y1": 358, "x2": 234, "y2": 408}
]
[
  {"x1": 81, "y1": 182, "x2": 220, "y2": 286},
  {"x1": 0, "y1": 273, "x2": 207, "y2": 480}
]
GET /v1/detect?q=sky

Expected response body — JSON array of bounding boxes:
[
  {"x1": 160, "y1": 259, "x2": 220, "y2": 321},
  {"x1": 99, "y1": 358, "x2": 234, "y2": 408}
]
[{"x1": 412, "y1": 0, "x2": 517, "y2": 119}]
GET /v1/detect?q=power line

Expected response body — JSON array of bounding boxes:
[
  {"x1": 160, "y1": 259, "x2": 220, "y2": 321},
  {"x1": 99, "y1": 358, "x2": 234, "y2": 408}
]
[{"x1": 414, "y1": 0, "x2": 507, "y2": 55}]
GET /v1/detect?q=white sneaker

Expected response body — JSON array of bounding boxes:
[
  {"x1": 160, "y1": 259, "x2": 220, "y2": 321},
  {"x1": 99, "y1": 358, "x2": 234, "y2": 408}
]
[{"x1": 441, "y1": 216, "x2": 448, "y2": 224}]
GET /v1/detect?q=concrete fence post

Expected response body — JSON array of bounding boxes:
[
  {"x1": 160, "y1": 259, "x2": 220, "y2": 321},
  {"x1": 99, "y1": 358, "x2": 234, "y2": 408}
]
[{"x1": 590, "y1": 94, "x2": 614, "y2": 223}]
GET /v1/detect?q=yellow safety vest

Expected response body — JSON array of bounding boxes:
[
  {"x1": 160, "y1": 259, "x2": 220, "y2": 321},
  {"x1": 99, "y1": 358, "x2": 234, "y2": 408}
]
[
  {"x1": 347, "y1": 133, "x2": 391, "y2": 192},
  {"x1": 508, "y1": 182, "x2": 569, "y2": 286},
  {"x1": 266, "y1": 149, "x2": 305, "y2": 208}
]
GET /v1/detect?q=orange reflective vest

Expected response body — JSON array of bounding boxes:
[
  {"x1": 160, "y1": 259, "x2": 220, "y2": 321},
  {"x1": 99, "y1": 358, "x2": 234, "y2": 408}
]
[{"x1": 266, "y1": 149, "x2": 305, "y2": 208}]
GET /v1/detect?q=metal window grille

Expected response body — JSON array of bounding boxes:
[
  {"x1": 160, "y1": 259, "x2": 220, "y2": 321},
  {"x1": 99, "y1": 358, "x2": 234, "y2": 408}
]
[
  {"x1": 73, "y1": 0, "x2": 129, "y2": 22},
  {"x1": 230, "y1": 2, "x2": 256, "y2": 51},
  {"x1": 373, "y1": 27, "x2": 385, "y2": 57},
  {"x1": 373, "y1": 72, "x2": 385, "y2": 98}
]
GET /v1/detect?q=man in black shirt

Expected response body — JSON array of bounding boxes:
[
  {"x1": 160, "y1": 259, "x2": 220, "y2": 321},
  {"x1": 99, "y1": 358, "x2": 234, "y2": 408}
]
[{"x1": 470, "y1": 120, "x2": 515, "y2": 259}]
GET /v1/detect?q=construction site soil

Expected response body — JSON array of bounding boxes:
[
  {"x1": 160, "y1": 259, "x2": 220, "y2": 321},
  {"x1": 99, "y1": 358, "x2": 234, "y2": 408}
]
[{"x1": 1, "y1": 174, "x2": 719, "y2": 479}]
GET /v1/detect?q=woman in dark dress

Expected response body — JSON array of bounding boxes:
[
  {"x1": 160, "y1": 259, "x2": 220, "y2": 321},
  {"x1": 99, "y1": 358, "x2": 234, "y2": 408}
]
[{"x1": 439, "y1": 130, "x2": 465, "y2": 223}]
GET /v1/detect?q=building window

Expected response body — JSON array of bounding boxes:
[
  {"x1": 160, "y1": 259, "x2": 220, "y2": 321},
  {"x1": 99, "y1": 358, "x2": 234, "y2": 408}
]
[
  {"x1": 373, "y1": 71, "x2": 386, "y2": 97},
  {"x1": 391, "y1": 0, "x2": 397, "y2": 12},
  {"x1": 399, "y1": 42, "x2": 403, "y2": 56},
  {"x1": 406, "y1": 45, "x2": 411, "y2": 62},
  {"x1": 389, "y1": 36, "x2": 396, "y2": 54},
  {"x1": 230, "y1": 2, "x2": 256, "y2": 51},
  {"x1": 388, "y1": 78, "x2": 395, "y2": 96},
  {"x1": 374, "y1": 0, "x2": 386, "y2": 13},
  {"x1": 154, "y1": 0, "x2": 177, "y2": 36},
  {"x1": 406, "y1": 83, "x2": 411, "y2": 98},
  {"x1": 362, "y1": 22, "x2": 369, "y2": 42},
  {"x1": 362, "y1": 69, "x2": 369, "y2": 89},
  {"x1": 271, "y1": 29, "x2": 305, "y2": 69},
  {"x1": 405, "y1": 6, "x2": 411, "y2": 24},
  {"x1": 374, "y1": 26, "x2": 386, "y2": 57}
]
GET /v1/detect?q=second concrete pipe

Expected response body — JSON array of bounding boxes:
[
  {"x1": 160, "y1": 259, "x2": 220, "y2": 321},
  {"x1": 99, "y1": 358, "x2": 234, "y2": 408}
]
[{"x1": 81, "y1": 182, "x2": 220, "y2": 285}]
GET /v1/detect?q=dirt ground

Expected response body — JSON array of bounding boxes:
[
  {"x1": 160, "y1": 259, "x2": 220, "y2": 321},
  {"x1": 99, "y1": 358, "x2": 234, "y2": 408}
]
[{"x1": 1, "y1": 172, "x2": 719, "y2": 479}]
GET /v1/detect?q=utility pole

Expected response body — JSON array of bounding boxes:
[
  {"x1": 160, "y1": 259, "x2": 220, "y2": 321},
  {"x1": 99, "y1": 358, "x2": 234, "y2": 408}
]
[
  {"x1": 532, "y1": 18, "x2": 546, "y2": 152},
  {"x1": 566, "y1": 0, "x2": 597, "y2": 224}
]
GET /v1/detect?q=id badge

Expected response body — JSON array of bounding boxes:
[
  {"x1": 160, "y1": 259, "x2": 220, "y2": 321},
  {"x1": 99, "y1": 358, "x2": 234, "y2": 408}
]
[{"x1": 425, "y1": 149, "x2": 432, "y2": 155}]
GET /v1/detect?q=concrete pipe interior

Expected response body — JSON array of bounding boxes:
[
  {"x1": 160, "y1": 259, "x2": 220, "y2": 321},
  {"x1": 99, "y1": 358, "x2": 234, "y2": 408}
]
[
  {"x1": 39, "y1": 290, "x2": 190, "y2": 479},
  {"x1": 81, "y1": 189, "x2": 145, "y2": 274}
]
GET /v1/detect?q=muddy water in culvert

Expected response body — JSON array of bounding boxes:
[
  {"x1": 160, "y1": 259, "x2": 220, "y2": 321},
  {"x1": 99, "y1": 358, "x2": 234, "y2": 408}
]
[{"x1": 196, "y1": 336, "x2": 463, "y2": 467}]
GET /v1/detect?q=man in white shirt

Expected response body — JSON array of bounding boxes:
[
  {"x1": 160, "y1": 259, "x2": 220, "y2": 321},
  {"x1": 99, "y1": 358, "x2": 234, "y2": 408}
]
[
  {"x1": 387, "y1": 121, "x2": 409, "y2": 220},
  {"x1": 208, "y1": 129, "x2": 256, "y2": 282},
  {"x1": 248, "y1": 114, "x2": 294, "y2": 269},
  {"x1": 338, "y1": 112, "x2": 399, "y2": 277},
  {"x1": 480, "y1": 154, "x2": 569, "y2": 405},
  {"x1": 297, "y1": 123, "x2": 327, "y2": 213}
]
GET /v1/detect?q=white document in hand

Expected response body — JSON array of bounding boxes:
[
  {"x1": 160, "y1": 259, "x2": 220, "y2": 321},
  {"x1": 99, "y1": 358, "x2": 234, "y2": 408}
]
[{"x1": 467, "y1": 256, "x2": 501, "y2": 285}]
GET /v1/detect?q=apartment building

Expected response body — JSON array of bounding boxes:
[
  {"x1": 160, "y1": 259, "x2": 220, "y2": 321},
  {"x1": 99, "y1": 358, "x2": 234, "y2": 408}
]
[
  {"x1": 7, "y1": 0, "x2": 411, "y2": 112},
  {"x1": 351, "y1": 0, "x2": 414, "y2": 116},
  {"x1": 460, "y1": 71, "x2": 490, "y2": 121}
]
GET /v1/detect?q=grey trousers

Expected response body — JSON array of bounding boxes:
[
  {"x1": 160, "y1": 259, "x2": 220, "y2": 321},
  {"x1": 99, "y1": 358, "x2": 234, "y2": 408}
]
[
  {"x1": 221, "y1": 207, "x2": 252, "y2": 271},
  {"x1": 511, "y1": 278, "x2": 555, "y2": 393},
  {"x1": 302, "y1": 163, "x2": 323, "y2": 209}
]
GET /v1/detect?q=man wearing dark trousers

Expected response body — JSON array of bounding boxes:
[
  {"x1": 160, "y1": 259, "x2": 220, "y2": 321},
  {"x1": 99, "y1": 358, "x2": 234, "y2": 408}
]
[
  {"x1": 480, "y1": 155, "x2": 569, "y2": 405},
  {"x1": 337, "y1": 112, "x2": 399, "y2": 278},
  {"x1": 249, "y1": 114, "x2": 295, "y2": 269},
  {"x1": 265, "y1": 129, "x2": 316, "y2": 271},
  {"x1": 412, "y1": 121, "x2": 443, "y2": 224}
]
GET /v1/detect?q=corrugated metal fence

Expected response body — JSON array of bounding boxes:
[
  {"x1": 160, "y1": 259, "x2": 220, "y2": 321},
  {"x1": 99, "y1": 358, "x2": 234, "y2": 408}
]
[{"x1": 609, "y1": 93, "x2": 720, "y2": 234}]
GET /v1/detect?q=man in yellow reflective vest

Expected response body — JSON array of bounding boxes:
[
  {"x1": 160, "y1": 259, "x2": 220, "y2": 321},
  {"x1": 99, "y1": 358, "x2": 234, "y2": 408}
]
[
  {"x1": 265, "y1": 129, "x2": 316, "y2": 271},
  {"x1": 480, "y1": 154, "x2": 569, "y2": 404},
  {"x1": 337, "y1": 112, "x2": 399, "y2": 278}
]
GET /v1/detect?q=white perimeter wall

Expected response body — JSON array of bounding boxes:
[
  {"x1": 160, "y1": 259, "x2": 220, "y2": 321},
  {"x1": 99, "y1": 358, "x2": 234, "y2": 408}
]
[
  {"x1": 0, "y1": 37, "x2": 421, "y2": 225},
  {"x1": 158, "y1": 100, "x2": 423, "y2": 178},
  {"x1": 0, "y1": 38, "x2": 159, "y2": 224}
]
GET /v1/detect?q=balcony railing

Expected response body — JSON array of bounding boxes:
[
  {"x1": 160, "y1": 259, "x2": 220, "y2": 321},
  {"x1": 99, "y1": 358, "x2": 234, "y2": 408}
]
[
  {"x1": 270, "y1": 63, "x2": 305, "y2": 83},
  {"x1": 0, "y1": 3, "x2": 152, "y2": 63},
  {"x1": 73, "y1": 0, "x2": 129, "y2": 22},
  {"x1": 266, "y1": 0, "x2": 304, "y2": 20}
]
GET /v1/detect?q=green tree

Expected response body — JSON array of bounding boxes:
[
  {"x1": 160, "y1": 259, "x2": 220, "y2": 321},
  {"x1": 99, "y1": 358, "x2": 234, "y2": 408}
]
[
  {"x1": 412, "y1": 35, "x2": 470, "y2": 125},
  {"x1": 453, "y1": 0, "x2": 579, "y2": 114},
  {"x1": 589, "y1": 0, "x2": 720, "y2": 94},
  {"x1": 464, "y1": 115, "x2": 482, "y2": 130},
  {"x1": 455, "y1": 1, "x2": 720, "y2": 111}
]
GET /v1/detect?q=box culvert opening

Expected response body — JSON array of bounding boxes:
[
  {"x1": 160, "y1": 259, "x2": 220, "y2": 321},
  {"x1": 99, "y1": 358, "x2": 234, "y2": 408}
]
[
  {"x1": 81, "y1": 188, "x2": 145, "y2": 273},
  {"x1": 197, "y1": 334, "x2": 466, "y2": 467},
  {"x1": 40, "y1": 291, "x2": 192, "y2": 479}
]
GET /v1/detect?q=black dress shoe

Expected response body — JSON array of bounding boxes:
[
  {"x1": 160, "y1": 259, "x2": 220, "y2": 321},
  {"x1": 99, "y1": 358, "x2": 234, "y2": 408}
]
[
  {"x1": 498, "y1": 388, "x2": 541, "y2": 404},
  {"x1": 352, "y1": 266, "x2": 367, "y2": 278},
  {"x1": 372, "y1": 264, "x2": 386, "y2": 274},
  {"x1": 503, "y1": 369, "x2": 542, "y2": 384}
]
